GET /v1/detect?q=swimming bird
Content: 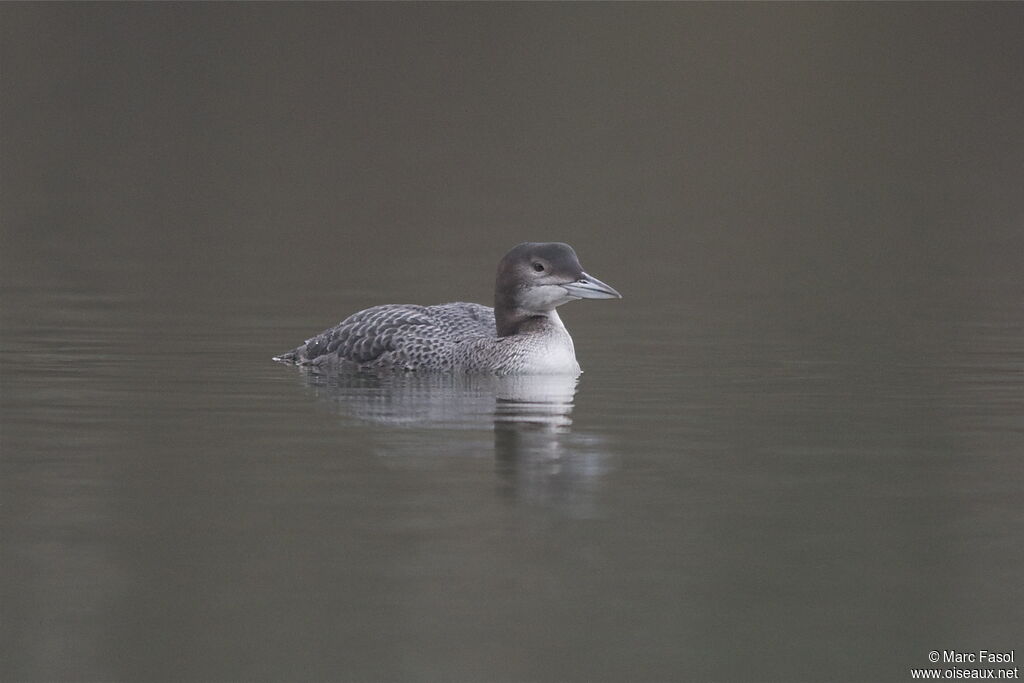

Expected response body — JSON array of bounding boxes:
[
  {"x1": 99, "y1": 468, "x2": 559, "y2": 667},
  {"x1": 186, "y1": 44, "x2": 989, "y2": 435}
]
[{"x1": 273, "y1": 242, "x2": 621, "y2": 375}]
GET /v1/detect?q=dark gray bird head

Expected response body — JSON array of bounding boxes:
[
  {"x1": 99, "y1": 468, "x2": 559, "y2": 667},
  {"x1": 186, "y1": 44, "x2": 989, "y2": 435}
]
[{"x1": 494, "y1": 242, "x2": 621, "y2": 337}]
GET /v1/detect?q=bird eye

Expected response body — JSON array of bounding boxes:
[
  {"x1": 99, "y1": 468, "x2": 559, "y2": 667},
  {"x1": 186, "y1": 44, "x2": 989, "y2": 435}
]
[{"x1": 532, "y1": 262, "x2": 545, "y2": 272}]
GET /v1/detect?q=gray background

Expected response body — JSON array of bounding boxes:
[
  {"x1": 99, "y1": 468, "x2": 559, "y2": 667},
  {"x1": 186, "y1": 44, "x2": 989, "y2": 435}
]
[{"x1": 2, "y1": 4, "x2": 1022, "y2": 682}]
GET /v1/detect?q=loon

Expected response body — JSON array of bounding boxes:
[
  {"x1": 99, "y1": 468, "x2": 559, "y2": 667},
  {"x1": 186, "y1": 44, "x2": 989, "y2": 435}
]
[{"x1": 273, "y1": 242, "x2": 621, "y2": 375}]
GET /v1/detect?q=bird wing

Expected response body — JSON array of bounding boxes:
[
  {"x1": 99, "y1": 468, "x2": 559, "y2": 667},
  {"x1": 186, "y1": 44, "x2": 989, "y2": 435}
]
[{"x1": 289, "y1": 302, "x2": 495, "y2": 368}]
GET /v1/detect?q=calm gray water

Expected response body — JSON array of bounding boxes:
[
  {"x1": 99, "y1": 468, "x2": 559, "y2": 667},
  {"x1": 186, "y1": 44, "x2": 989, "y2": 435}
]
[{"x1": 2, "y1": 4, "x2": 1022, "y2": 682}]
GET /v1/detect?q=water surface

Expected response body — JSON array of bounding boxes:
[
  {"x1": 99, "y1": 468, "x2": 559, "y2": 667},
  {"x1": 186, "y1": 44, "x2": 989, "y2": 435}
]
[{"x1": 2, "y1": 4, "x2": 1023, "y2": 682}]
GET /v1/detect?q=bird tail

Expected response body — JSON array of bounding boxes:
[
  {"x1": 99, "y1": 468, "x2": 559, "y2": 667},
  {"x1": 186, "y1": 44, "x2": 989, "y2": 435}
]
[{"x1": 272, "y1": 348, "x2": 301, "y2": 363}]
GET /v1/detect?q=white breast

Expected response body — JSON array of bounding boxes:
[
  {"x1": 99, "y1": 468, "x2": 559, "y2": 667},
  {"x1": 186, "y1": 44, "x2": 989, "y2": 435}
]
[{"x1": 520, "y1": 310, "x2": 581, "y2": 375}]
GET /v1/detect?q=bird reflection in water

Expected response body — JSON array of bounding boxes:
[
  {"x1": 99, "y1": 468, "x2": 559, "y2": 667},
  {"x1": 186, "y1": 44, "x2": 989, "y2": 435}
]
[{"x1": 291, "y1": 367, "x2": 610, "y2": 515}]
